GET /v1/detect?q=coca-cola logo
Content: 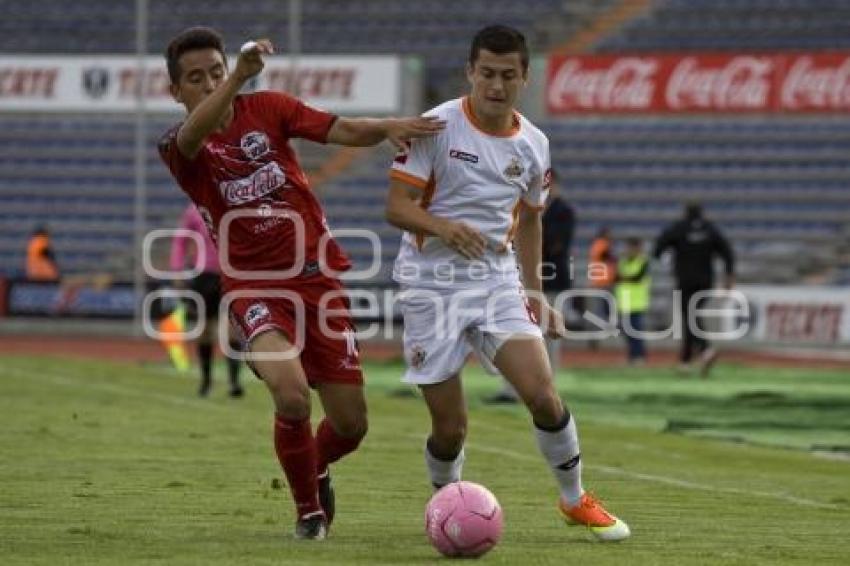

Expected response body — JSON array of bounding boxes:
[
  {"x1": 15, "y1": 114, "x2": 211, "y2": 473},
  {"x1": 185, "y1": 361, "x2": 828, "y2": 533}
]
[
  {"x1": 219, "y1": 161, "x2": 286, "y2": 205},
  {"x1": 781, "y1": 56, "x2": 850, "y2": 110},
  {"x1": 666, "y1": 56, "x2": 773, "y2": 110},
  {"x1": 548, "y1": 57, "x2": 657, "y2": 110},
  {"x1": 547, "y1": 52, "x2": 850, "y2": 113}
]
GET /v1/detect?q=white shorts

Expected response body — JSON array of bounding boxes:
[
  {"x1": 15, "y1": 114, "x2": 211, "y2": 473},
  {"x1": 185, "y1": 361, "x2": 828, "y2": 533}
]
[{"x1": 398, "y1": 282, "x2": 543, "y2": 385}]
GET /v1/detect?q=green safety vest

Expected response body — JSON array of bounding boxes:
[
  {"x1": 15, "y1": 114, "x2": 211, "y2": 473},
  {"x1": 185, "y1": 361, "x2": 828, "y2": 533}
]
[{"x1": 615, "y1": 255, "x2": 651, "y2": 313}]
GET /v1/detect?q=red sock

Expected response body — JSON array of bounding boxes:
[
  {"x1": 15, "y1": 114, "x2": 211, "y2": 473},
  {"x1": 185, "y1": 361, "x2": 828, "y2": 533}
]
[
  {"x1": 273, "y1": 414, "x2": 321, "y2": 519},
  {"x1": 316, "y1": 417, "x2": 363, "y2": 475}
]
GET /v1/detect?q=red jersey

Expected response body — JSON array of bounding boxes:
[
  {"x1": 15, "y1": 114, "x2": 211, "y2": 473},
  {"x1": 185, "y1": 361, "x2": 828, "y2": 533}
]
[{"x1": 158, "y1": 91, "x2": 351, "y2": 291}]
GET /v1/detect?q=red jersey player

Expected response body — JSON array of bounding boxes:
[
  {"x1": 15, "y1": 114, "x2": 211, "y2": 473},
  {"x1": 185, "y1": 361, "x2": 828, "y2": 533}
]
[{"x1": 158, "y1": 26, "x2": 444, "y2": 540}]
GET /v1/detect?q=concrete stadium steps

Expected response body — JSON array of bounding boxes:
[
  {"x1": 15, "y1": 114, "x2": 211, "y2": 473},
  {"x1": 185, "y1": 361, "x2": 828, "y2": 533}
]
[{"x1": 597, "y1": 0, "x2": 850, "y2": 51}]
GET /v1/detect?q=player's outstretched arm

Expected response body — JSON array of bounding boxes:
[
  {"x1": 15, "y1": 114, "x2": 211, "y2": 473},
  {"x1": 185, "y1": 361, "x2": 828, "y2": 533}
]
[
  {"x1": 386, "y1": 179, "x2": 485, "y2": 259},
  {"x1": 176, "y1": 40, "x2": 273, "y2": 159},
  {"x1": 327, "y1": 116, "x2": 445, "y2": 149}
]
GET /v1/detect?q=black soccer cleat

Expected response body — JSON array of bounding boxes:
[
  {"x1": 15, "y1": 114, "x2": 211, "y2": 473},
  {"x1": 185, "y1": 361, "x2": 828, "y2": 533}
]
[
  {"x1": 318, "y1": 470, "x2": 335, "y2": 527},
  {"x1": 294, "y1": 512, "x2": 328, "y2": 540}
]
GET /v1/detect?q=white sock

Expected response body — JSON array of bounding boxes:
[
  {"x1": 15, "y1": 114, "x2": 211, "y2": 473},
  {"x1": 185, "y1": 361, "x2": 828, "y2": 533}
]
[
  {"x1": 534, "y1": 412, "x2": 584, "y2": 506},
  {"x1": 424, "y1": 438, "x2": 465, "y2": 488}
]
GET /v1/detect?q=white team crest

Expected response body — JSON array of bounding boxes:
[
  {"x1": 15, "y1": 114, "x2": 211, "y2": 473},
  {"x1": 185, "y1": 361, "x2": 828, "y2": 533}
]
[
  {"x1": 240, "y1": 131, "x2": 270, "y2": 160},
  {"x1": 503, "y1": 156, "x2": 524, "y2": 179},
  {"x1": 244, "y1": 302, "x2": 270, "y2": 327}
]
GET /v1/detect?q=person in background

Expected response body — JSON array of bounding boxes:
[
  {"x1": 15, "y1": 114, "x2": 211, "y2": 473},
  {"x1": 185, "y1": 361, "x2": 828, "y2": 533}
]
[
  {"x1": 586, "y1": 226, "x2": 616, "y2": 348},
  {"x1": 615, "y1": 237, "x2": 650, "y2": 365},
  {"x1": 170, "y1": 203, "x2": 244, "y2": 398},
  {"x1": 654, "y1": 201, "x2": 734, "y2": 377},
  {"x1": 26, "y1": 225, "x2": 60, "y2": 282}
]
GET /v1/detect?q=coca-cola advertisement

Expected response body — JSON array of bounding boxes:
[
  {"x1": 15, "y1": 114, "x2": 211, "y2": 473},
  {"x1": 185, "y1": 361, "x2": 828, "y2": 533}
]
[{"x1": 547, "y1": 52, "x2": 850, "y2": 113}]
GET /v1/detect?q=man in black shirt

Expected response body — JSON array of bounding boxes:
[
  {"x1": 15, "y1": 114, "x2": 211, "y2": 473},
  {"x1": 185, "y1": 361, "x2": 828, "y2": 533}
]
[{"x1": 654, "y1": 202, "x2": 734, "y2": 376}]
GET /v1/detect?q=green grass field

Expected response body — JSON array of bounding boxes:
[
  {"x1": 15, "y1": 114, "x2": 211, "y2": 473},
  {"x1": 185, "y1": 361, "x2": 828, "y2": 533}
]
[{"x1": 1, "y1": 353, "x2": 848, "y2": 565}]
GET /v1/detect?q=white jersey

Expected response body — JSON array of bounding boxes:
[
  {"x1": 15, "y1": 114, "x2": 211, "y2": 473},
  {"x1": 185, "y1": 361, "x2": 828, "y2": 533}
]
[{"x1": 390, "y1": 96, "x2": 552, "y2": 289}]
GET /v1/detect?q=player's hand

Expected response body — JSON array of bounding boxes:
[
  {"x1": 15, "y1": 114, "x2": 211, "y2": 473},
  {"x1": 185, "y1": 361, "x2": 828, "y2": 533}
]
[
  {"x1": 234, "y1": 39, "x2": 274, "y2": 83},
  {"x1": 435, "y1": 219, "x2": 486, "y2": 259},
  {"x1": 531, "y1": 300, "x2": 568, "y2": 339},
  {"x1": 385, "y1": 116, "x2": 446, "y2": 150}
]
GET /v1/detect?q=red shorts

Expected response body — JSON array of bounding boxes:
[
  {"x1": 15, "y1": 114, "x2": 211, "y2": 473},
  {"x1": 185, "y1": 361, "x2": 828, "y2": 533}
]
[{"x1": 227, "y1": 276, "x2": 363, "y2": 387}]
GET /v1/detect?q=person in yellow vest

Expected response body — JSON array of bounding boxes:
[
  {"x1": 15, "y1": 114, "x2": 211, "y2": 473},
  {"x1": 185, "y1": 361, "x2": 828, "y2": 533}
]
[
  {"x1": 25, "y1": 225, "x2": 59, "y2": 282},
  {"x1": 615, "y1": 237, "x2": 650, "y2": 364}
]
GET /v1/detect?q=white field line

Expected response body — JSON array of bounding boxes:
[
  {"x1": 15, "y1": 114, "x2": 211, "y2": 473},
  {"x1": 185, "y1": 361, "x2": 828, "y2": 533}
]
[
  {"x1": 403, "y1": 434, "x2": 843, "y2": 511},
  {"x1": 4, "y1": 362, "x2": 843, "y2": 511}
]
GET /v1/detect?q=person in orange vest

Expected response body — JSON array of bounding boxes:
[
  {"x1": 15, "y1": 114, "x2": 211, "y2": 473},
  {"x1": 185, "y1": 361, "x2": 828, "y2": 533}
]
[
  {"x1": 586, "y1": 227, "x2": 616, "y2": 346},
  {"x1": 25, "y1": 225, "x2": 59, "y2": 282}
]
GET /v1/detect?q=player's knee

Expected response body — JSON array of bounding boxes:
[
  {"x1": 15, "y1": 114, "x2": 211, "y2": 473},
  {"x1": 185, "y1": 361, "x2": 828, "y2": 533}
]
[
  {"x1": 266, "y1": 378, "x2": 311, "y2": 419},
  {"x1": 525, "y1": 388, "x2": 563, "y2": 428},
  {"x1": 334, "y1": 412, "x2": 369, "y2": 441},
  {"x1": 274, "y1": 391, "x2": 310, "y2": 420}
]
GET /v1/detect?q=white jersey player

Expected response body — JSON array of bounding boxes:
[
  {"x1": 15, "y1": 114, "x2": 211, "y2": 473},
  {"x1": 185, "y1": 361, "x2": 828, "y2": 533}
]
[{"x1": 385, "y1": 25, "x2": 630, "y2": 542}]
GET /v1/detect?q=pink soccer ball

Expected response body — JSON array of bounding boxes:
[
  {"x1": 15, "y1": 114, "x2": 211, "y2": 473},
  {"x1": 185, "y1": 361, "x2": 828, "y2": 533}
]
[{"x1": 425, "y1": 481, "x2": 504, "y2": 558}]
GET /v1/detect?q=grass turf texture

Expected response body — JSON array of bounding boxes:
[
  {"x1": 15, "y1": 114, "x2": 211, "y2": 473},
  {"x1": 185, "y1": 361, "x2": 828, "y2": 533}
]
[{"x1": 1, "y1": 354, "x2": 848, "y2": 565}]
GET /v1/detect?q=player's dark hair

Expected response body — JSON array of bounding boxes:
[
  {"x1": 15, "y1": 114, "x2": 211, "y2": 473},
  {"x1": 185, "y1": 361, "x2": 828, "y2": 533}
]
[
  {"x1": 165, "y1": 26, "x2": 226, "y2": 84},
  {"x1": 469, "y1": 25, "x2": 529, "y2": 71}
]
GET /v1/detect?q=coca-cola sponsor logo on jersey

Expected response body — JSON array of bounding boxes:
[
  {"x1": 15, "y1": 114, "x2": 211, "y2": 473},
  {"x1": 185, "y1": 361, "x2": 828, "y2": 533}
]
[
  {"x1": 666, "y1": 56, "x2": 773, "y2": 110},
  {"x1": 547, "y1": 57, "x2": 658, "y2": 110},
  {"x1": 781, "y1": 55, "x2": 850, "y2": 110},
  {"x1": 219, "y1": 161, "x2": 287, "y2": 205}
]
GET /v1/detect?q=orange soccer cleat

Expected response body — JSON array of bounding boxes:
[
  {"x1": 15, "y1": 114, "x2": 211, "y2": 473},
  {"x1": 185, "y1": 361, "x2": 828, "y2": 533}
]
[{"x1": 559, "y1": 493, "x2": 631, "y2": 542}]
